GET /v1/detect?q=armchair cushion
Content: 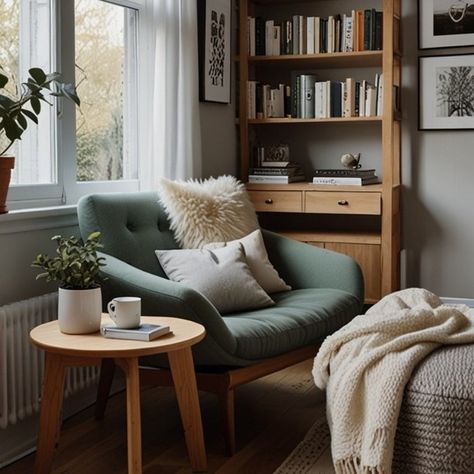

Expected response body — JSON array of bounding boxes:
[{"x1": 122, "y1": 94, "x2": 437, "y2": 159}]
[
  {"x1": 158, "y1": 176, "x2": 259, "y2": 248},
  {"x1": 155, "y1": 244, "x2": 274, "y2": 314},
  {"x1": 204, "y1": 229, "x2": 291, "y2": 294},
  {"x1": 223, "y1": 289, "x2": 360, "y2": 360}
]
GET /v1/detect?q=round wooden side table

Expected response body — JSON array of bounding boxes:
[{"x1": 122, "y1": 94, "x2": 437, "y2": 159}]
[{"x1": 30, "y1": 315, "x2": 207, "y2": 474}]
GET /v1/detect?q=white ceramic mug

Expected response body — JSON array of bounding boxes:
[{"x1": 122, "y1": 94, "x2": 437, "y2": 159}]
[{"x1": 107, "y1": 297, "x2": 141, "y2": 328}]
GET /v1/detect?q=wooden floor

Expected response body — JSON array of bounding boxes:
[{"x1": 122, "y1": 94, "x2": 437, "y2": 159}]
[{"x1": 3, "y1": 359, "x2": 325, "y2": 474}]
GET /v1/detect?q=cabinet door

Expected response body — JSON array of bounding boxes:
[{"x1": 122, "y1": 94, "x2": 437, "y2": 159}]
[{"x1": 325, "y1": 243, "x2": 381, "y2": 303}]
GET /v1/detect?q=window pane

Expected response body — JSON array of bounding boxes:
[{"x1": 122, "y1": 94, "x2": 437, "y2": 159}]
[
  {"x1": 75, "y1": 0, "x2": 138, "y2": 182},
  {"x1": 0, "y1": 0, "x2": 54, "y2": 185}
]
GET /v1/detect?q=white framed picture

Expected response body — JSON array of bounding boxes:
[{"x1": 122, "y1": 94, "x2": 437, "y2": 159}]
[
  {"x1": 419, "y1": 0, "x2": 474, "y2": 49},
  {"x1": 198, "y1": 0, "x2": 231, "y2": 104},
  {"x1": 419, "y1": 54, "x2": 474, "y2": 130}
]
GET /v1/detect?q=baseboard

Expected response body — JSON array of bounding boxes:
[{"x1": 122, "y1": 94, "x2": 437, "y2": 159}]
[{"x1": 441, "y1": 297, "x2": 474, "y2": 307}]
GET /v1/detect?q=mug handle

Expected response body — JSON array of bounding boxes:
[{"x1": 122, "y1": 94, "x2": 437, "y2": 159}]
[{"x1": 107, "y1": 301, "x2": 117, "y2": 321}]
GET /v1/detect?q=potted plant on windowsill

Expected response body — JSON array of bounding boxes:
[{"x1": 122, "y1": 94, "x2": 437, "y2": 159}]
[
  {"x1": 32, "y1": 232, "x2": 106, "y2": 334},
  {"x1": 0, "y1": 67, "x2": 80, "y2": 214}
]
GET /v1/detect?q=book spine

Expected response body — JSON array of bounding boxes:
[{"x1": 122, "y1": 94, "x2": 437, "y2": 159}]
[
  {"x1": 256, "y1": 17, "x2": 265, "y2": 55},
  {"x1": 314, "y1": 17, "x2": 320, "y2": 53},
  {"x1": 370, "y1": 9, "x2": 376, "y2": 50},
  {"x1": 284, "y1": 20, "x2": 292, "y2": 55},
  {"x1": 313, "y1": 177, "x2": 365, "y2": 185},
  {"x1": 249, "y1": 17, "x2": 256, "y2": 56},
  {"x1": 273, "y1": 24, "x2": 281, "y2": 56},
  {"x1": 375, "y1": 11, "x2": 383, "y2": 50},
  {"x1": 377, "y1": 73, "x2": 384, "y2": 116},
  {"x1": 256, "y1": 84, "x2": 263, "y2": 119},
  {"x1": 265, "y1": 20, "x2": 274, "y2": 56},
  {"x1": 357, "y1": 10, "x2": 364, "y2": 51},
  {"x1": 284, "y1": 85, "x2": 292, "y2": 117},
  {"x1": 299, "y1": 16, "x2": 305, "y2": 54},
  {"x1": 307, "y1": 17, "x2": 315, "y2": 54},
  {"x1": 328, "y1": 16, "x2": 334, "y2": 54},
  {"x1": 355, "y1": 81, "x2": 360, "y2": 117},
  {"x1": 293, "y1": 16, "x2": 299, "y2": 55},
  {"x1": 364, "y1": 10, "x2": 371, "y2": 50}
]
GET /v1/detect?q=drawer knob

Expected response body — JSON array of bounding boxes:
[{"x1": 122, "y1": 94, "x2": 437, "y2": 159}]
[
  {"x1": 338, "y1": 200, "x2": 349, "y2": 206},
  {"x1": 265, "y1": 198, "x2": 273, "y2": 205}
]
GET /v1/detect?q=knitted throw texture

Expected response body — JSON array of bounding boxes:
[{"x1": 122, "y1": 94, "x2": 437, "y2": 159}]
[{"x1": 312, "y1": 288, "x2": 474, "y2": 474}]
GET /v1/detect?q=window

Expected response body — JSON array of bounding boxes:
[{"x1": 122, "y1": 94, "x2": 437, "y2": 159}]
[{"x1": 2, "y1": 0, "x2": 143, "y2": 209}]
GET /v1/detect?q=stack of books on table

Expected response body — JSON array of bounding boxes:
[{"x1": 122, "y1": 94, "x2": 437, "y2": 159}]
[
  {"x1": 312, "y1": 168, "x2": 379, "y2": 185},
  {"x1": 101, "y1": 323, "x2": 171, "y2": 341},
  {"x1": 249, "y1": 162, "x2": 306, "y2": 184}
]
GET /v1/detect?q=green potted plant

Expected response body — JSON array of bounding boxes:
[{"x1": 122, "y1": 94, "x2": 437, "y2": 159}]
[
  {"x1": 0, "y1": 67, "x2": 80, "y2": 214},
  {"x1": 32, "y1": 232, "x2": 106, "y2": 334}
]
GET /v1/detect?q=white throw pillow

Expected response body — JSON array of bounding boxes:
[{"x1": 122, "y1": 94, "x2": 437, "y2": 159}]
[
  {"x1": 204, "y1": 230, "x2": 291, "y2": 294},
  {"x1": 158, "y1": 176, "x2": 259, "y2": 249},
  {"x1": 155, "y1": 243, "x2": 274, "y2": 314}
]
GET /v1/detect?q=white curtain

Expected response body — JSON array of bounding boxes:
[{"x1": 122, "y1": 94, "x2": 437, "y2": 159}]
[{"x1": 141, "y1": 0, "x2": 202, "y2": 188}]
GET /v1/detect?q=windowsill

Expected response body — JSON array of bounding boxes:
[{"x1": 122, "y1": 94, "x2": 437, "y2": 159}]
[{"x1": 0, "y1": 205, "x2": 78, "y2": 235}]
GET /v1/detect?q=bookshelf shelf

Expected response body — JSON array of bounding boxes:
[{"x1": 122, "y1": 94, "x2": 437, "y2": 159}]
[
  {"x1": 238, "y1": 0, "x2": 402, "y2": 302},
  {"x1": 244, "y1": 51, "x2": 383, "y2": 68},
  {"x1": 248, "y1": 116, "x2": 383, "y2": 124}
]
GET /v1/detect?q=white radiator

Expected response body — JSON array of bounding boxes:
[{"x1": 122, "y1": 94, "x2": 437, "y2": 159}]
[{"x1": 0, "y1": 293, "x2": 99, "y2": 429}]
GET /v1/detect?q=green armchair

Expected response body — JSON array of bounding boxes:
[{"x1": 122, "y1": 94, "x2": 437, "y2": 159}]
[{"x1": 77, "y1": 191, "x2": 363, "y2": 453}]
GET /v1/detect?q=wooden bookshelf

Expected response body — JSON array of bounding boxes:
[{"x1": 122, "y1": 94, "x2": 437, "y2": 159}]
[{"x1": 238, "y1": 0, "x2": 402, "y2": 302}]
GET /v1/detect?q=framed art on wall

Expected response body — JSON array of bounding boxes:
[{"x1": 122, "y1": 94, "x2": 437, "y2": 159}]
[
  {"x1": 197, "y1": 0, "x2": 231, "y2": 103},
  {"x1": 419, "y1": 54, "x2": 474, "y2": 130},
  {"x1": 419, "y1": 0, "x2": 474, "y2": 49}
]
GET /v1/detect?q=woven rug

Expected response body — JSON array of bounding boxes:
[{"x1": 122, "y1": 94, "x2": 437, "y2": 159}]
[{"x1": 273, "y1": 416, "x2": 335, "y2": 474}]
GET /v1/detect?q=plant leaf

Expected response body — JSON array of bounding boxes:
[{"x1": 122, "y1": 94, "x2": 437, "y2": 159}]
[
  {"x1": 0, "y1": 73, "x2": 8, "y2": 88},
  {"x1": 17, "y1": 112, "x2": 28, "y2": 130},
  {"x1": 3, "y1": 118, "x2": 23, "y2": 141},
  {"x1": 30, "y1": 97, "x2": 41, "y2": 114},
  {"x1": 29, "y1": 67, "x2": 47, "y2": 85},
  {"x1": 22, "y1": 109, "x2": 38, "y2": 124}
]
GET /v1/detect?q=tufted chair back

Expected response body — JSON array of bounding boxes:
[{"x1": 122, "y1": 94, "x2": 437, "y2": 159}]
[{"x1": 77, "y1": 192, "x2": 178, "y2": 277}]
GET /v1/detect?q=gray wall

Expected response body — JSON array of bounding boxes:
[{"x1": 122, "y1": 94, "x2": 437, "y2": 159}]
[{"x1": 401, "y1": 0, "x2": 474, "y2": 296}]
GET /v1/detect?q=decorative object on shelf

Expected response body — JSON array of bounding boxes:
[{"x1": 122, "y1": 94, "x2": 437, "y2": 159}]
[
  {"x1": 32, "y1": 232, "x2": 106, "y2": 334},
  {"x1": 0, "y1": 67, "x2": 79, "y2": 214},
  {"x1": 197, "y1": 0, "x2": 231, "y2": 103},
  {"x1": 341, "y1": 153, "x2": 362, "y2": 169},
  {"x1": 266, "y1": 144, "x2": 290, "y2": 162},
  {"x1": 419, "y1": 54, "x2": 474, "y2": 130},
  {"x1": 419, "y1": 0, "x2": 474, "y2": 49}
]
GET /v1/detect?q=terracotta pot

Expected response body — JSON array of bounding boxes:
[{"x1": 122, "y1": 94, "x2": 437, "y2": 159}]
[
  {"x1": 0, "y1": 156, "x2": 15, "y2": 214},
  {"x1": 58, "y1": 287, "x2": 102, "y2": 334}
]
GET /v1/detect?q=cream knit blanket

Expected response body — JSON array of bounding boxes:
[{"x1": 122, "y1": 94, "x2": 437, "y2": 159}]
[{"x1": 312, "y1": 288, "x2": 474, "y2": 474}]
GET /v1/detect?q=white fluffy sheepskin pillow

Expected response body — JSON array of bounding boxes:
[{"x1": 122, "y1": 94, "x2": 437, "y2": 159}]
[{"x1": 158, "y1": 176, "x2": 259, "y2": 249}]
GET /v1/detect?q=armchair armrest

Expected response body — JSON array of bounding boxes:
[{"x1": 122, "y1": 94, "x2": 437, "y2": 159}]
[
  {"x1": 262, "y1": 230, "x2": 364, "y2": 306},
  {"x1": 98, "y1": 252, "x2": 237, "y2": 353}
]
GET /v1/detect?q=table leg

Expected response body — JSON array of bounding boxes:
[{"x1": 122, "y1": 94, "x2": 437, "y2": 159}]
[
  {"x1": 115, "y1": 357, "x2": 142, "y2": 474},
  {"x1": 34, "y1": 353, "x2": 66, "y2": 474},
  {"x1": 168, "y1": 348, "x2": 207, "y2": 472}
]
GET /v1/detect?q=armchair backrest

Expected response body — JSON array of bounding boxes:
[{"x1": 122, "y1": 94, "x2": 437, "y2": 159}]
[{"x1": 77, "y1": 192, "x2": 178, "y2": 277}]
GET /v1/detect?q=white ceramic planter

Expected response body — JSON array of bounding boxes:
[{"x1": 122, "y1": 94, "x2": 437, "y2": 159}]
[{"x1": 58, "y1": 287, "x2": 102, "y2": 334}]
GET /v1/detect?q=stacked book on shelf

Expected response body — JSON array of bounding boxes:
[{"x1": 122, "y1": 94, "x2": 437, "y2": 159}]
[
  {"x1": 247, "y1": 81, "x2": 291, "y2": 119},
  {"x1": 312, "y1": 168, "x2": 379, "y2": 186},
  {"x1": 247, "y1": 74, "x2": 385, "y2": 120},
  {"x1": 249, "y1": 145, "x2": 305, "y2": 184},
  {"x1": 247, "y1": 9, "x2": 383, "y2": 57}
]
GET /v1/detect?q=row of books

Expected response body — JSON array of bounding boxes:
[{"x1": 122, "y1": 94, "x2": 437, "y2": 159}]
[
  {"x1": 247, "y1": 74, "x2": 384, "y2": 120},
  {"x1": 247, "y1": 10, "x2": 383, "y2": 57},
  {"x1": 248, "y1": 164, "x2": 379, "y2": 185}
]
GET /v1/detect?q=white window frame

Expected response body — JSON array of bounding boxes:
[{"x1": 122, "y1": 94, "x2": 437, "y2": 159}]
[{"x1": 7, "y1": 0, "x2": 146, "y2": 210}]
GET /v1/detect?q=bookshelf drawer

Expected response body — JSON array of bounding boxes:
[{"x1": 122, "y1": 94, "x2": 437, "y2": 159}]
[
  {"x1": 305, "y1": 191, "x2": 381, "y2": 215},
  {"x1": 248, "y1": 191, "x2": 303, "y2": 213}
]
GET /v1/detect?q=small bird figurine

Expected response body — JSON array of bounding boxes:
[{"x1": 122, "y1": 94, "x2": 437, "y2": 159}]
[{"x1": 340, "y1": 153, "x2": 361, "y2": 169}]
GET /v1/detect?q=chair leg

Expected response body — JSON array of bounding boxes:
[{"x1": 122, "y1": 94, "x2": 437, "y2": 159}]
[
  {"x1": 95, "y1": 358, "x2": 115, "y2": 420},
  {"x1": 218, "y1": 387, "x2": 236, "y2": 456}
]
